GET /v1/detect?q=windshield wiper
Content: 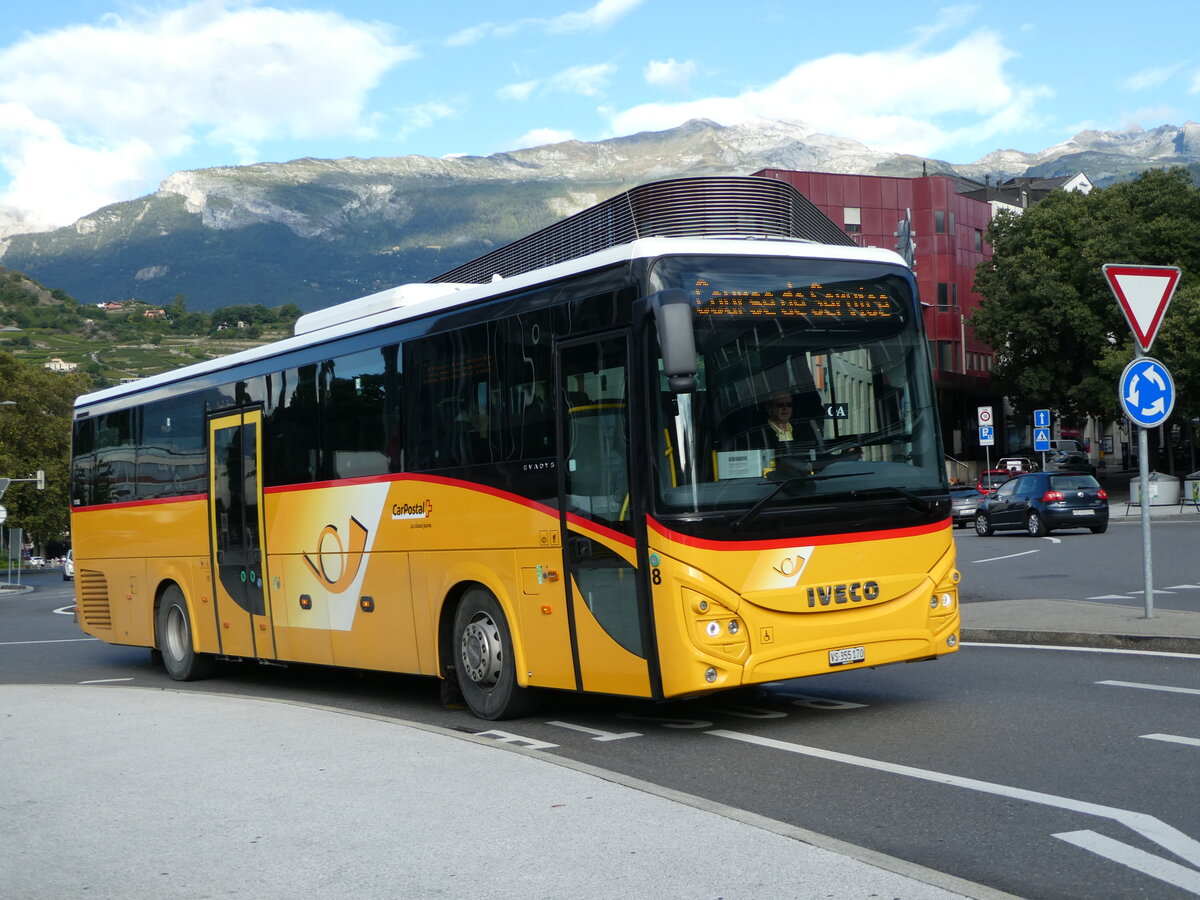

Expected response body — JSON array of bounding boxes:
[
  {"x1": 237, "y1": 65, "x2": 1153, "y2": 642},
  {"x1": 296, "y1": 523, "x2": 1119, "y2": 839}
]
[
  {"x1": 733, "y1": 471, "x2": 872, "y2": 529},
  {"x1": 850, "y1": 485, "x2": 937, "y2": 515}
]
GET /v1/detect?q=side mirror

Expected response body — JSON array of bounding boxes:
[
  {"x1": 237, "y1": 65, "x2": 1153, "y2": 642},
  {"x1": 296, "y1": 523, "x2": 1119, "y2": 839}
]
[{"x1": 650, "y1": 289, "x2": 697, "y2": 393}]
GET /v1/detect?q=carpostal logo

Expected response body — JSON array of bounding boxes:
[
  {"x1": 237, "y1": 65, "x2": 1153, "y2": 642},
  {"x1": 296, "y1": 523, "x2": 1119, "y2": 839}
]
[{"x1": 392, "y1": 498, "x2": 433, "y2": 521}]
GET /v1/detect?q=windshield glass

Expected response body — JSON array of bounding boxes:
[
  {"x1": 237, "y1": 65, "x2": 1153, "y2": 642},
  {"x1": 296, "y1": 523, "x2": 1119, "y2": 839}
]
[{"x1": 648, "y1": 254, "x2": 945, "y2": 530}]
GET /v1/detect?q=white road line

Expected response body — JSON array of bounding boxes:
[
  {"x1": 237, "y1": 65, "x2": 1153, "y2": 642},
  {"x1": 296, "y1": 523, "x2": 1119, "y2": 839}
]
[
  {"x1": 962, "y1": 643, "x2": 1200, "y2": 660},
  {"x1": 1086, "y1": 594, "x2": 1135, "y2": 601},
  {"x1": 1098, "y1": 680, "x2": 1200, "y2": 696},
  {"x1": 1163, "y1": 584, "x2": 1200, "y2": 590},
  {"x1": 972, "y1": 549, "x2": 1040, "y2": 563},
  {"x1": 1142, "y1": 733, "x2": 1200, "y2": 748},
  {"x1": 0, "y1": 638, "x2": 98, "y2": 646},
  {"x1": 546, "y1": 721, "x2": 642, "y2": 741},
  {"x1": 707, "y1": 730, "x2": 1200, "y2": 872},
  {"x1": 79, "y1": 678, "x2": 134, "y2": 684},
  {"x1": 1055, "y1": 830, "x2": 1200, "y2": 894}
]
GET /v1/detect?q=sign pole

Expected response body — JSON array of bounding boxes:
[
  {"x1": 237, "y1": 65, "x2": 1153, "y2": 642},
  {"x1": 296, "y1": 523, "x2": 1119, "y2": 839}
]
[{"x1": 1137, "y1": 413, "x2": 1153, "y2": 618}]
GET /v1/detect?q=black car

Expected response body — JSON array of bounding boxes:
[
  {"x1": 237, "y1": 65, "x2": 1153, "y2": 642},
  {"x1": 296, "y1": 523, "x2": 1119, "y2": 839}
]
[{"x1": 974, "y1": 471, "x2": 1109, "y2": 537}]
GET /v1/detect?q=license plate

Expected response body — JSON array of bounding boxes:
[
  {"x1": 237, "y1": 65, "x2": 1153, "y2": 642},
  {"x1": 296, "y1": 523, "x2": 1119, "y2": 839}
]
[
  {"x1": 1072, "y1": 509, "x2": 1095, "y2": 516},
  {"x1": 829, "y1": 646, "x2": 865, "y2": 666}
]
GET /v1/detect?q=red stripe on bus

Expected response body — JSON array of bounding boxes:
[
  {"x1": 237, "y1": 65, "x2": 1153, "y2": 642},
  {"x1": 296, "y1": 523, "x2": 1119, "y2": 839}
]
[
  {"x1": 71, "y1": 493, "x2": 206, "y2": 513},
  {"x1": 646, "y1": 515, "x2": 950, "y2": 551}
]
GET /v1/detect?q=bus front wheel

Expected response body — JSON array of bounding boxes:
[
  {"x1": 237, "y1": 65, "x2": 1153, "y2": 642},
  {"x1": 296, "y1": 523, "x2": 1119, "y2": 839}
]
[
  {"x1": 156, "y1": 585, "x2": 215, "y2": 681},
  {"x1": 452, "y1": 587, "x2": 538, "y2": 720}
]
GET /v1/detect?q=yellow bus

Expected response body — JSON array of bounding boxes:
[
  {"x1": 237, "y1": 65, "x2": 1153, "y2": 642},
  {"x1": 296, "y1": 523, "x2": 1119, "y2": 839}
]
[{"x1": 71, "y1": 177, "x2": 959, "y2": 719}]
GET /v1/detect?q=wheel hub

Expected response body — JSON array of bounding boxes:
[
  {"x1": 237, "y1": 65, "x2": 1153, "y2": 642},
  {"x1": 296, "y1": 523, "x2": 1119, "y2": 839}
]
[{"x1": 460, "y1": 613, "x2": 502, "y2": 689}]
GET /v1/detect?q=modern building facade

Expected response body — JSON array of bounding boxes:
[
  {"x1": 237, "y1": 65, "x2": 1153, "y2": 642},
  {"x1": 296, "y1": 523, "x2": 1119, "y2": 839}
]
[{"x1": 754, "y1": 169, "x2": 997, "y2": 474}]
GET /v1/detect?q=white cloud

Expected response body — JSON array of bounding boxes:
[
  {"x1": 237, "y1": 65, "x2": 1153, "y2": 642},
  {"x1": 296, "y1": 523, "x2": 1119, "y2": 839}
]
[
  {"x1": 609, "y1": 29, "x2": 1048, "y2": 158},
  {"x1": 446, "y1": 0, "x2": 644, "y2": 45},
  {"x1": 0, "y1": 2, "x2": 413, "y2": 229},
  {"x1": 1121, "y1": 64, "x2": 1185, "y2": 93},
  {"x1": 552, "y1": 64, "x2": 616, "y2": 98},
  {"x1": 644, "y1": 58, "x2": 698, "y2": 92},
  {"x1": 546, "y1": 0, "x2": 646, "y2": 34},
  {"x1": 509, "y1": 128, "x2": 576, "y2": 150},
  {"x1": 395, "y1": 101, "x2": 460, "y2": 142},
  {"x1": 497, "y1": 80, "x2": 540, "y2": 102}
]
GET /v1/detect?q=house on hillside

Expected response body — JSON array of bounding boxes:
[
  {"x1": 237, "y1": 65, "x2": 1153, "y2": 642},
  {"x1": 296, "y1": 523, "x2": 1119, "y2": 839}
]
[{"x1": 44, "y1": 357, "x2": 79, "y2": 373}]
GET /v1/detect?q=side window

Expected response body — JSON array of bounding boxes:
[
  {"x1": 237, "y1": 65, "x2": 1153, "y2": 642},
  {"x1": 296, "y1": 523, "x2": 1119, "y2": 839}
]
[
  {"x1": 995, "y1": 480, "x2": 1016, "y2": 500},
  {"x1": 497, "y1": 310, "x2": 552, "y2": 460},
  {"x1": 140, "y1": 395, "x2": 206, "y2": 498},
  {"x1": 405, "y1": 323, "x2": 496, "y2": 470},
  {"x1": 71, "y1": 418, "x2": 96, "y2": 507},
  {"x1": 264, "y1": 365, "x2": 319, "y2": 486},
  {"x1": 317, "y1": 346, "x2": 396, "y2": 480},
  {"x1": 93, "y1": 409, "x2": 137, "y2": 504}
]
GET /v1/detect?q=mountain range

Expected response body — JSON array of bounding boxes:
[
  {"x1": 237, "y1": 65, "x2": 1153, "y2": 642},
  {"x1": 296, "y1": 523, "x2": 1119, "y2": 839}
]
[{"x1": 1, "y1": 118, "x2": 1198, "y2": 313}]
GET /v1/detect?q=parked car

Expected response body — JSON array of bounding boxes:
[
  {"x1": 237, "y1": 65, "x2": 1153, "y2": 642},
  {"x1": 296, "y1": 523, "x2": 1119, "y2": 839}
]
[
  {"x1": 28, "y1": 556, "x2": 44, "y2": 568},
  {"x1": 949, "y1": 483, "x2": 982, "y2": 527},
  {"x1": 1044, "y1": 450, "x2": 1096, "y2": 476},
  {"x1": 976, "y1": 469, "x2": 1012, "y2": 495},
  {"x1": 997, "y1": 456, "x2": 1037, "y2": 473},
  {"x1": 63, "y1": 549, "x2": 74, "y2": 581},
  {"x1": 974, "y1": 471, "x2": 1109, "y2": 537}
]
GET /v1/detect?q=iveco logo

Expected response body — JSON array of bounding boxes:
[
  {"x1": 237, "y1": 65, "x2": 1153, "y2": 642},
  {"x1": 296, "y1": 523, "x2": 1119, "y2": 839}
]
[{"x1": 807, "y1": 581, "x2": 881, "y2": 607}]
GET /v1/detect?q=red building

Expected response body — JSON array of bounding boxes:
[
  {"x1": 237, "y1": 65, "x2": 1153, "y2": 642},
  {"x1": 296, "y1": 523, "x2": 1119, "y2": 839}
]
[{"x1": 754, "y1": 169, "x2": 997, "y2": 468}]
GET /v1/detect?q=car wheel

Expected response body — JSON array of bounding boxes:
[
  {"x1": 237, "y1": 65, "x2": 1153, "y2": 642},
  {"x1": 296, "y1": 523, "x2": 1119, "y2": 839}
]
[
  {"x1": 1089, "y1": 523, "x2": 1108, "y2": 534},
  {"x1": 156, "y1": 585, "x2": 216, "y2": 681},
  {"x1": 453, "y1": 586, "x2": 539, "y2": 720},
  {"x1": 974, "y1": 512, "x2": 993, "y2": 536},
  {"x1": 1027, "y1": 511, "x2": 1049, "y2": 537}
]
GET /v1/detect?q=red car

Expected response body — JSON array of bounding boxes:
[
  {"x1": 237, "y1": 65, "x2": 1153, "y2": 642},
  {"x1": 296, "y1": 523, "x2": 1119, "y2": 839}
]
[{"x1": 976, "y1": 469, "x2": 1012, "y2": 495}]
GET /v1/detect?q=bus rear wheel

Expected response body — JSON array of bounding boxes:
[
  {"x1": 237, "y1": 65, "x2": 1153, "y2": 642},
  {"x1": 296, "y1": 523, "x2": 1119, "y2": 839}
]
[
  {"x1": 156, "y1": 585, "x2": 215, "y2": 681},
  {"x1": 453, "y1": 587, "x2": 538, "y2": 720}
]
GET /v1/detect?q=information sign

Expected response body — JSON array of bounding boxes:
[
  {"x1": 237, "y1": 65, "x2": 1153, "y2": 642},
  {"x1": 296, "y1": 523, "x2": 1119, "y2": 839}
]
[
  {"x1": 979, "y1": 425, "x2": 994, "y2": 447},
  {"x1": 1119, "y1": 357, "x2": 1175, "y2": 429}
]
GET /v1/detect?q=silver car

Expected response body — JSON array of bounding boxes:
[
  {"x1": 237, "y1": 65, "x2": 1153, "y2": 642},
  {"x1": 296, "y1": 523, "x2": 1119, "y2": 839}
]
[{"x1": 949, "y1": 484, "x2": 981, "y2": 528}]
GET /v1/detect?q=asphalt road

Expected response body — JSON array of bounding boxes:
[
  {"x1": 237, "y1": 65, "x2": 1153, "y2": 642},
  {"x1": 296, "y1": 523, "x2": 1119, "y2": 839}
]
[
  {"x1": 955, "y1": 516, "x2": 1200, "y2": 612},
  {"x1": 3, "y1": 572, "x2": 1200, "y2": 898}
]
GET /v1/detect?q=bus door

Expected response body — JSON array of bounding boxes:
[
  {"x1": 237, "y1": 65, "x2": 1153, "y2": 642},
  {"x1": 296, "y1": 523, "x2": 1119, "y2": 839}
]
[
  {"x1": 555, "y1": 332, "x2": 653, "y2": 697},
  {"x1": 207, "y1": 410, "x2": 274, "y2": 659}
]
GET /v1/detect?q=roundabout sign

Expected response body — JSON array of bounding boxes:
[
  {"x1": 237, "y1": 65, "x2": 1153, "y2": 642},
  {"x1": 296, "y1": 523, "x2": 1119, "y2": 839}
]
[{"x1": 1119, "y1": 356, "x2": 1175, "y2": 429}]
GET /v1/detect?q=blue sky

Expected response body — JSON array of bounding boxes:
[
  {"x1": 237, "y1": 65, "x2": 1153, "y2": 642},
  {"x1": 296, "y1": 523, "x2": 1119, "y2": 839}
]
[{"x1": 0, "y1": 0, "x2": 1196, "y2": 233}]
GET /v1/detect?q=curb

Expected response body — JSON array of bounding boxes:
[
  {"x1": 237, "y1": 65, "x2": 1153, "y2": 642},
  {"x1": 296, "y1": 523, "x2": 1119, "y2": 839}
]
[{"x1": 962, "y1": 628, "x2": 1200, "y2": 655}]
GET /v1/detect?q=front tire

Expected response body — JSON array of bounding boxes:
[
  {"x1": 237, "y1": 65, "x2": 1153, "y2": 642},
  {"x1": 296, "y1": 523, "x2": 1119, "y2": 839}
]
[
  {"x1": 156, "y1": 585, "x2": 215, "y2": 681},
  {"x1": 1027, "y1": 511, "x2": 1049, "y2": 537},
  {"x1": 453, "y1": 586, "x2": 538, "y2": 720},
  {"x1": 974, "y1": 512, "x2": 993, "y2": 536}
]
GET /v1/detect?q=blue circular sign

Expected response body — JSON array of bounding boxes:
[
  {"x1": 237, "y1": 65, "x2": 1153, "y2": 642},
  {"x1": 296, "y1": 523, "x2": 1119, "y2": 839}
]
[{"x1": 1119, "y1": 357, "x2": 1175, "y2": 428}]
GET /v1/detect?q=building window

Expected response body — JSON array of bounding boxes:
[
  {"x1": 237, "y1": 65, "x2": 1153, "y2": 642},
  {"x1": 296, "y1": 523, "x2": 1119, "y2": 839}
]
[
  {"x1": 934, "y1": 210, "x2": 946, "y2": 234},
  {"x1": 974, "y1": 229, "x2": 983, "y2": 252},
  {"x1": 843, "y1": 207, "x2": 861, "y2": 233},
  {"x1": 937, "y1": 283, "x2": 954, "y2": 308},
  {"x1": 949, "y1": 211, "x2": 956, "y2": 235}
]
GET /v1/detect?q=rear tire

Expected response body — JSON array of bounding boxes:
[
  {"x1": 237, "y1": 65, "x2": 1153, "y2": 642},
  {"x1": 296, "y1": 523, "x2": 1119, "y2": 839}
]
[
  {"x1": 453, "y1": 586, "x2": 539, "y2": 720},
  {"x1": 156, "y1": 585, "x2": 216, "y2": 681},
  {"x1": 974, "y1": 512, "x2": 993, "y2": 536},
  {"x1": 1027, "y1": 511, "x2": 1049, "y2": 537},
  {"x1": 1089, "y1": 523, "x2": 1108, "y2": 534}
]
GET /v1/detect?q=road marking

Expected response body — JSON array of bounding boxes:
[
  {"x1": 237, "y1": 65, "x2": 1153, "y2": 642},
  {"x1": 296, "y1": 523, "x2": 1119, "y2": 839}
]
[
  {"x1": 0, "y1": 637, "x2": 98, "y2": 646},
  {"x1": 1055, "y1": 830, "x2": 1200, "y2": 894},
  {"x1": 707, "y1": 730, "x2": 1200, "y2": 877},
  {"x1": 53, "y1": 605, "x2": 76, "y2": 616},
  {"x1": 546, "y1": 721, "x2": 642, "y2": 741},
  {"x1": 1086, "y1": 594, "x2": 1135, "y2": 600},
  {"x1": 1163, "y1": 584, "x2": 1200, "y2": 590},
  {"x1": 79, "y1": 677, "x2": 134, "y2": 684},
  {"x1": 475, "y1": 729, "x2": 558, "y2": 750},
  {"x1": 973, "y1": 549, "x2": 1040, "y2": 563},
  {"x1": 1098, "y1": 680, "x2": 1200, "y2": 696},
  {"x1": 962, "y1": 643, "x2": 1200, "y2": 660},
  {"x1": 1141, "y1": 733, "x2": 1200, "y2": 748}
]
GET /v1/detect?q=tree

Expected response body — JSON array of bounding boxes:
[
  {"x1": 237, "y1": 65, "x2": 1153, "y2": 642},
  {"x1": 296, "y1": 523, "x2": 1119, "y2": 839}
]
[
  {"x1": 0, "y1": 350, "x2": 90, "y2": 548},
  {"x1": 971, "y1": 169, "x2": 1200, "y2": 436}
]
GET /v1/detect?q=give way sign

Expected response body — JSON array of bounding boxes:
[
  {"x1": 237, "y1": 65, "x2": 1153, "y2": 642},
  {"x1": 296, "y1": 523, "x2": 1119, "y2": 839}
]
[{"x1": 1103, "y1": 264, "x2": 1181, "y2": 353}]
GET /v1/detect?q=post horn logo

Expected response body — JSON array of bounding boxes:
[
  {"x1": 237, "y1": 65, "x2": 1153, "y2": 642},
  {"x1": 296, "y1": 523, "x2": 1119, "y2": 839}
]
[{"x1": 303, "y1": 516, "x2": 369, "y2": 592}]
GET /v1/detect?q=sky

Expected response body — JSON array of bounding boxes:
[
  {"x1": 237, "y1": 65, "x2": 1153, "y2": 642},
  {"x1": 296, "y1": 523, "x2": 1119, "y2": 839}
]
[{"x1": 0, "y1": 0, "x2": 1196, "y2": 233}]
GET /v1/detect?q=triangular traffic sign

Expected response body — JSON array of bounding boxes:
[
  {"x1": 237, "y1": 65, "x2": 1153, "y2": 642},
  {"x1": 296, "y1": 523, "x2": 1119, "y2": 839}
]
[{"x1": 1103, "y1": 264, "x2": 1181, "y2": 353}]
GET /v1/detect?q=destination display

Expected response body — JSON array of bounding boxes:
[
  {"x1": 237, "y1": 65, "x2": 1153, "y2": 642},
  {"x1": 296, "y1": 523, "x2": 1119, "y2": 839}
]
[{"x1": 692, "y1": 280, "x2": 901, "y2": 320}]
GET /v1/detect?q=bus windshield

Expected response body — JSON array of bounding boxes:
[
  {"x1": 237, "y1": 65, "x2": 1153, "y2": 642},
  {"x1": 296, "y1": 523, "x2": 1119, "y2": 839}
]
[{"x1": 649, "y1": 255, "x2": 944, "y2": 528}]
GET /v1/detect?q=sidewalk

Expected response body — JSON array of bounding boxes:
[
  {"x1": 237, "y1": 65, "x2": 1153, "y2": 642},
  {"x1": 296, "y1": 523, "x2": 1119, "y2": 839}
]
[{"x1": 0, "y1": 684, "x2": 997, "y2": 900}]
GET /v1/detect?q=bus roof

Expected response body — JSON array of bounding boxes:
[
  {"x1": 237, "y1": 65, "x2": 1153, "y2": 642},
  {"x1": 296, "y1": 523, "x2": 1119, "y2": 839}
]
[{"x1": 74, "y1": 236, "x2": 909, "y2": 411}]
